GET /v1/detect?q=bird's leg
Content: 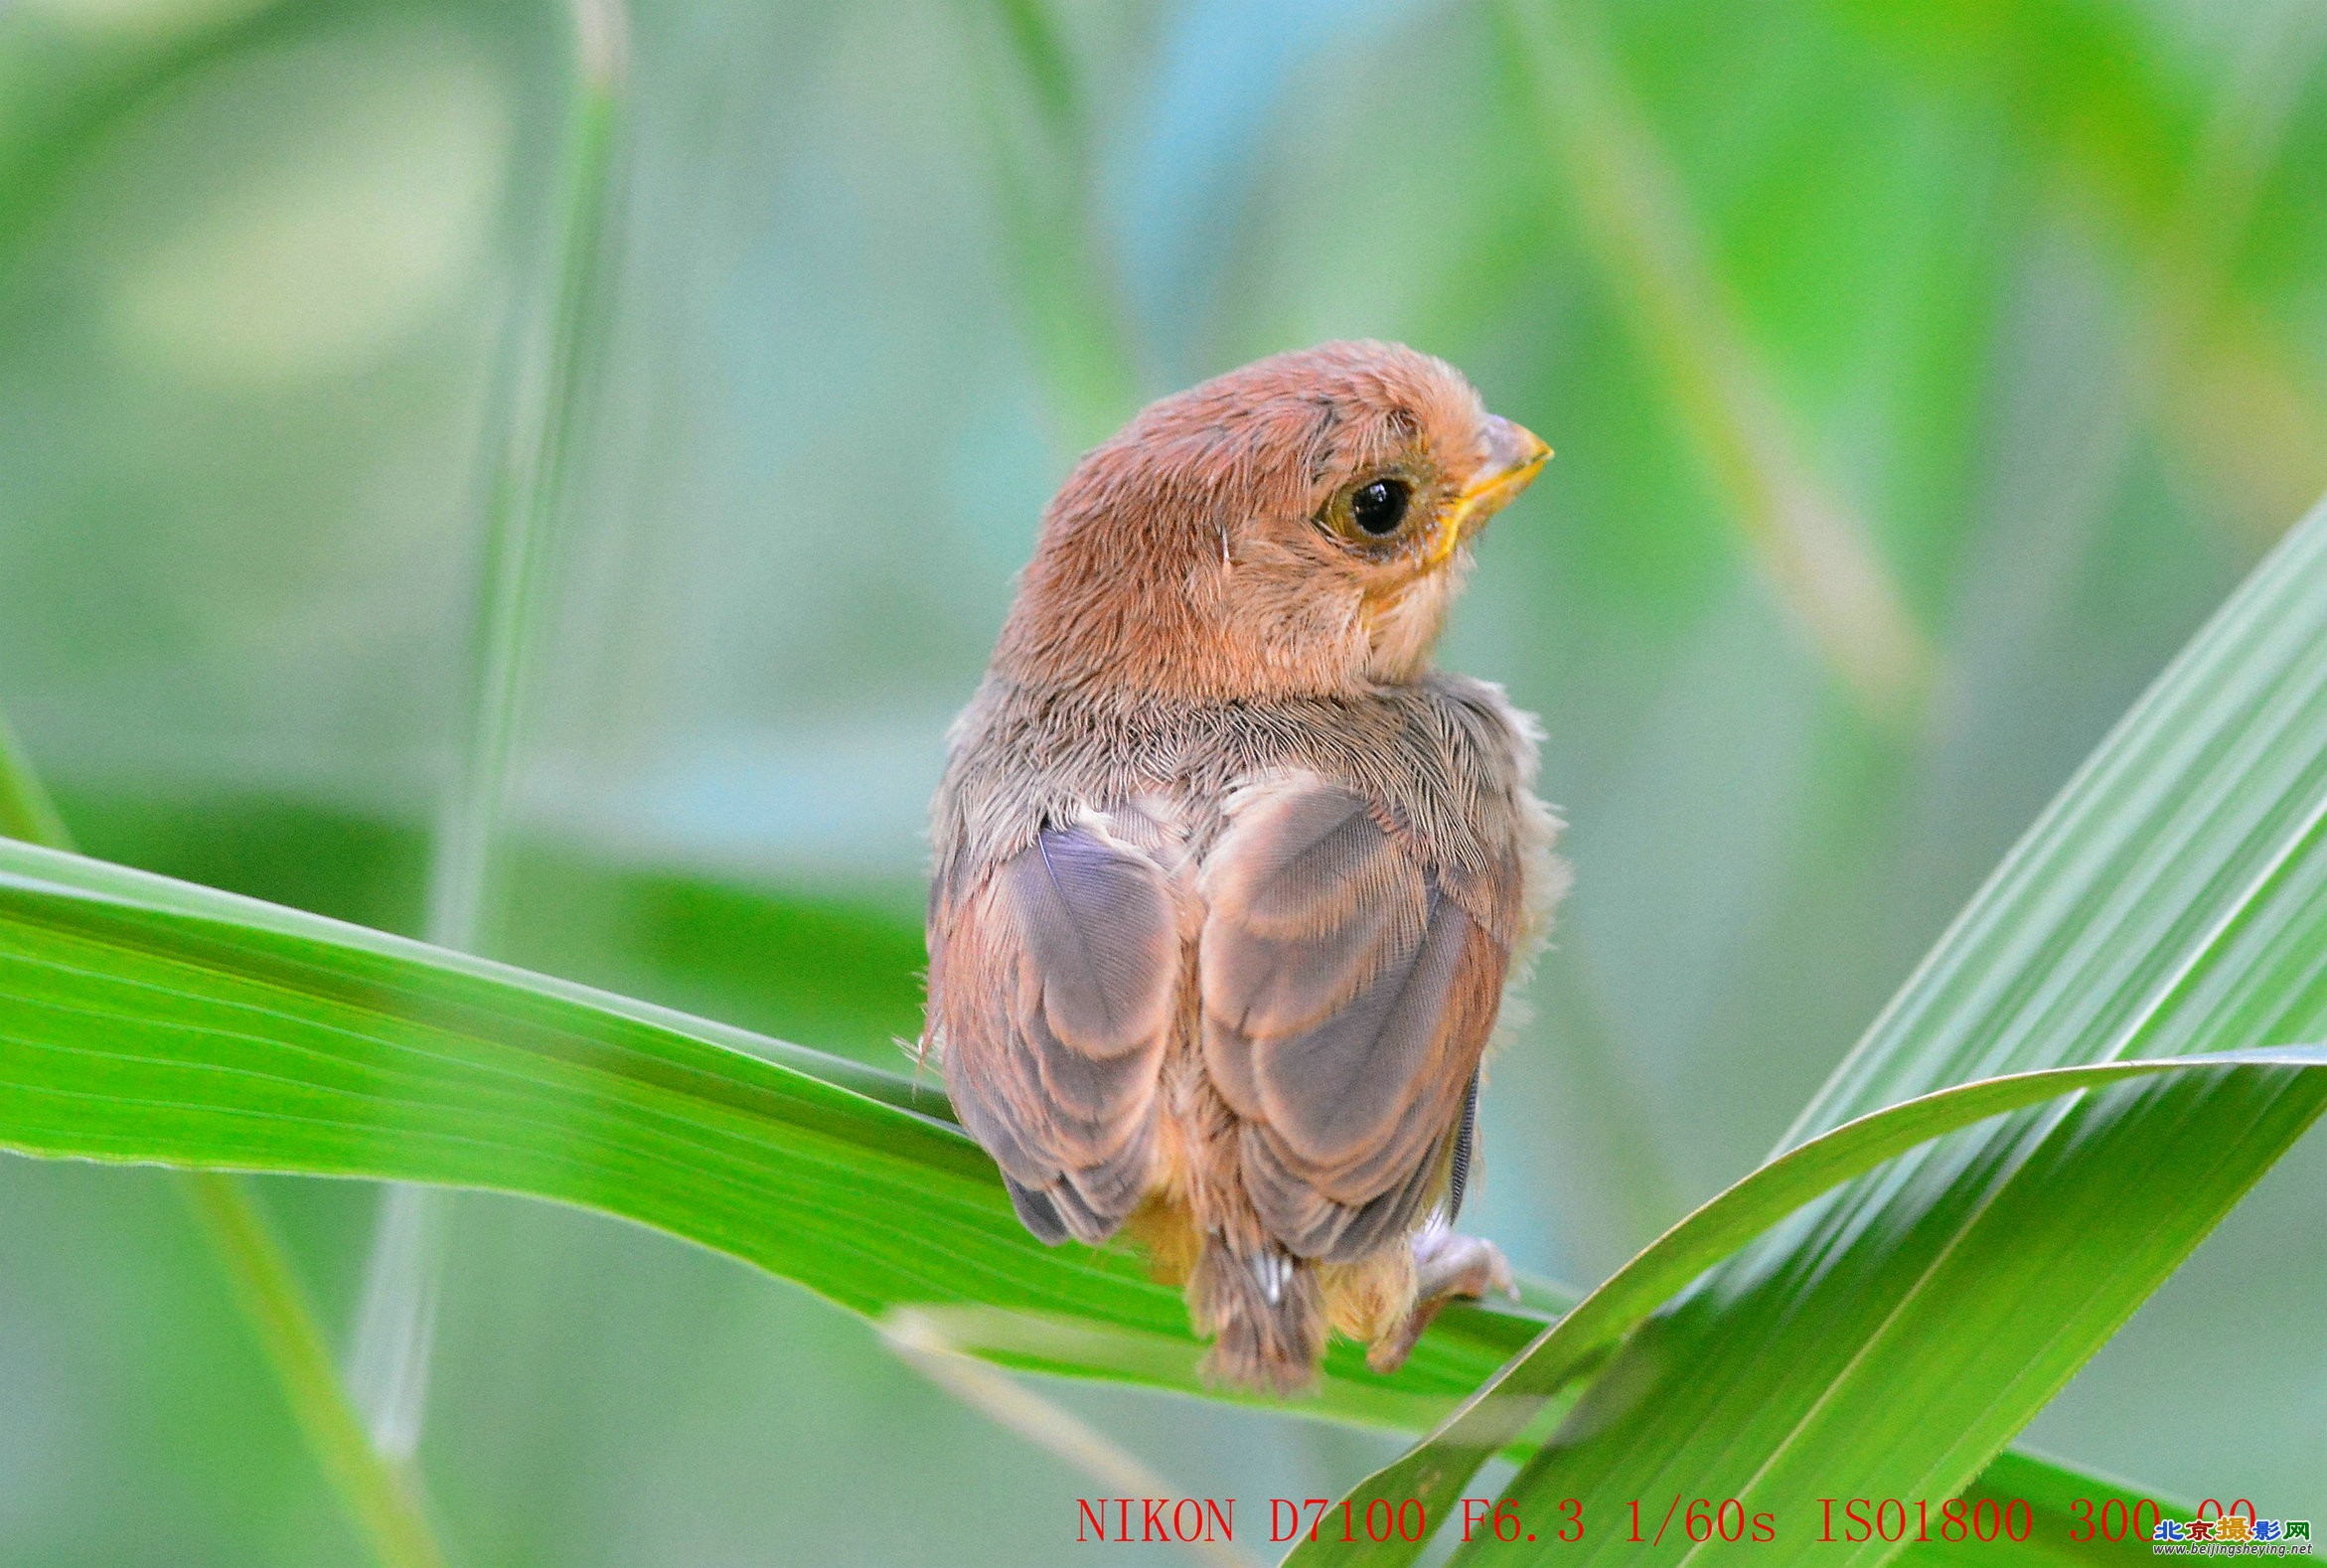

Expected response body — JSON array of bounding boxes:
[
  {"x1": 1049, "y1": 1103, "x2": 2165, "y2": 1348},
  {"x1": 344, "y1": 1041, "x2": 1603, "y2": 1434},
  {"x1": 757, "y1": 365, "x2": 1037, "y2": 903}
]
[{"x1": 1365, "y1": 1224, "x2": 1516, "y2": 1374}]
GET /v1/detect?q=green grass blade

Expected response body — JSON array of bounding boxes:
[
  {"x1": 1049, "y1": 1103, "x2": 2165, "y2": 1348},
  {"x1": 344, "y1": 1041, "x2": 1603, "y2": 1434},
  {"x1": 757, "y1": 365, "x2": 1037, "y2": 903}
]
[
  {"x1": 0, "y1": 836, "x2": 1546, "y2": 1434},
  {"x1": 0, "y1": 827, "x2": 2251, "y2": 1522},
  {"x1": 349, "y1": 0, "x2": 634, "y2": 1462},
  {"x1": 424, "y1": 0, "x2": 627, "y2": 953},
  {"x1": 180, "y1": 1172, "x2": 450, "y2": 1568},
  {"x1": 1913, "y1": 1448, "x2": 2199, "y2": 1566},
  {"x1": 1283, "y1": 1048, "x2": 2326, "y2": 1566}
]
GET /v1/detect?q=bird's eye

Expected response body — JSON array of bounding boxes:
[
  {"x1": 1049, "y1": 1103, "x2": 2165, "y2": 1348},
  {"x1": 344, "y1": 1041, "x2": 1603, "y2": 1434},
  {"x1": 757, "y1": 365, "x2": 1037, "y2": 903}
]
[{"x1": 1349, "y1": 477, "x2": 1411, "y2": 537}]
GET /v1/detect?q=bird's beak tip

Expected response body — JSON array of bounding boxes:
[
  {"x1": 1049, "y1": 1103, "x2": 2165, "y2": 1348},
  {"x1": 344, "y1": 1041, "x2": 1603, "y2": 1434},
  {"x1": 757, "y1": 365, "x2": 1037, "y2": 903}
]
[
  {"x1": 1489, "y1": 416, "x2": 1552, "y2": 483},
  {"x1": 1432, "y1": 416, "x2": 1553, "y2": 561},
  {"x1": 1459, "y1": 415, "x2": 1553, "y2": 514}
]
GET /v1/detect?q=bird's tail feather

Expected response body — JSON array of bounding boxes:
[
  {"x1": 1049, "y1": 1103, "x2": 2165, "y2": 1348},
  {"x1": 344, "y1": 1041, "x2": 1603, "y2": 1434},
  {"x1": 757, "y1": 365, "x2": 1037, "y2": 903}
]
[{"x1": 1189, "y1": 1237, "x2": 1321, "y2": 1395}]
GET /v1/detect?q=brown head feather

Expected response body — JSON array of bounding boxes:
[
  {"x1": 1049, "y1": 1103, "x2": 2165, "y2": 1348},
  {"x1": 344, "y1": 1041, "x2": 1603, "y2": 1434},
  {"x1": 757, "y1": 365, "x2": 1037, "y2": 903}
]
[{"x1": 994, "y1": 341, "x2": 1544, "y2": 701}]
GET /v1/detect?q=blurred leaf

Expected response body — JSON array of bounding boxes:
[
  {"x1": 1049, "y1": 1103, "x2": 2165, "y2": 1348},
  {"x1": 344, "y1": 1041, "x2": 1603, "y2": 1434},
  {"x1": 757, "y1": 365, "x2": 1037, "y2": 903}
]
[
  {"x1": 178, "y1": 1169, "x2": 450, "y2": 1568},
  {"x1": 1818, "y1": 0, "x2": 2327, "y2": 540},
  {"x1": 426, "y1": 0, "x2": 626, "y2": 959},
  {"x1": 1500, "y1": 0, "x2": 1933, "y2": 721},
  {"x1": 881, "y1": 1308, "x2": 1269, "y2": 1568},
  {"x1": 0, "y1": 712, "x2": 70, "y2": 847},
  {"x1": 0, "y1": 4, "x2": 285, "y2": 254},
  {"x1": 54, "y1": 778, "x2": 927, "y2": 1071},
  {"x1": 985, "y1": 0, "x2": 1078, "y2": 133},
  {"x1": 1309, "y1": 483, "x2": 2327, "y2": 1563},
  {"x1": 497, "y1": 846, "x2": 928, "y2": 1067},
  {"x1": 2140, "y1": 6, "x2": 2327, "y2": 542},
  {"x1": 0, "y1": 836, "x2": 1551, "y2": 1435},
  {"x1": 958, "y1": 0, "x2": 1144, "y2": 446},
  {"x1": 1813, "y1": 0, "x2": 2198, "y2": 232}
]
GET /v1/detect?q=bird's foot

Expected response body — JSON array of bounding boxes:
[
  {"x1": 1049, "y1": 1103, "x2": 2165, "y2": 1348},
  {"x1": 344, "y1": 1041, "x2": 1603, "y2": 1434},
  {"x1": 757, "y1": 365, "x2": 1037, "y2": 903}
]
[{"x1": 1365, "y1": 1227, "x2": 1516, "y2": 1374}]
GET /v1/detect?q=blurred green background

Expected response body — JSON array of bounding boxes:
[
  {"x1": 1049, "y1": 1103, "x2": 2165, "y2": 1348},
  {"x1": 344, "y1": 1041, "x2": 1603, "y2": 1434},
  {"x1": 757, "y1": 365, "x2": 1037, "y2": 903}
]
[{"x1": 3, "y1": 0, "x2": 2325, "y2": 1561}]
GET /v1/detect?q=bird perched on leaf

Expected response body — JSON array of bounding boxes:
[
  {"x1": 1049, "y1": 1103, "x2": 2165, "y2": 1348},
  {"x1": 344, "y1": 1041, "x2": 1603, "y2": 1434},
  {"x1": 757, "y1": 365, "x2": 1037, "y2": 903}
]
[{"x1": 924, "y1": 341, "x2": 1562, "y2": 1393}]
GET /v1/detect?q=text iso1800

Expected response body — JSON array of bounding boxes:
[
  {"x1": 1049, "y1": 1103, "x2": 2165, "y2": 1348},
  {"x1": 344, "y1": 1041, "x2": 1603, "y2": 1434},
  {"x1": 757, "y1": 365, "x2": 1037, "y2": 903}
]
[{"x1": 1817, "y1": 1496, "x2": 2036, "y2": 1545}]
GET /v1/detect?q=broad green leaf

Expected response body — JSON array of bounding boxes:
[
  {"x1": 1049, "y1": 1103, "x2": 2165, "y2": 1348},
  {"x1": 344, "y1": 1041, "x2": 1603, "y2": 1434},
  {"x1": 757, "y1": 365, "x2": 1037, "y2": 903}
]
[
  {"x1": 0, "y1": 808, "x2": 2159, "y2": 1514},
  {"x1": 0, "y1": 837, "x2": 1548, "y2": 1434},
  {"x1": 1281, "y1": 1045, "x2": 2324, "y2": 1566},
  {"x1": 1317, "y1": 486, "x2": 2327, "y2": 1566}
]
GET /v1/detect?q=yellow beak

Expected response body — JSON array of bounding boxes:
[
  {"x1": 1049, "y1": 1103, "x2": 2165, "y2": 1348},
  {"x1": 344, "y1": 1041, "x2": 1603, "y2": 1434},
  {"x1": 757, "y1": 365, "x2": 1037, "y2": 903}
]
[{"x1": 1434, "y1": 416, "x2": 1551, "y2": 562}]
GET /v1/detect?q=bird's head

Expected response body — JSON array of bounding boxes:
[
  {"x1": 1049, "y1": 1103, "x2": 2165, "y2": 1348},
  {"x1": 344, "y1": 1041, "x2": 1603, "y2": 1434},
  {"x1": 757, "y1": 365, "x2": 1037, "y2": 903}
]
[{"x1": 994, "y1": 340, "x2": 1549, "y2": 701}]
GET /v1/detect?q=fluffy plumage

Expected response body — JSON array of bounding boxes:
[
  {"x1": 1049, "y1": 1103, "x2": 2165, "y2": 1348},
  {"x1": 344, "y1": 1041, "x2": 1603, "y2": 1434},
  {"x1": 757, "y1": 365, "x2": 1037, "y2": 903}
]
[{"x1": 925, "y1": 341, "x2": 1562, "y2": 1392}]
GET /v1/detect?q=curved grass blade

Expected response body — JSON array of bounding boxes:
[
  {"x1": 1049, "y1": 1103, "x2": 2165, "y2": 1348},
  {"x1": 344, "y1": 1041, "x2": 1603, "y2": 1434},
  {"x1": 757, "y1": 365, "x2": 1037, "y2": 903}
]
[
  {"x1": 180, "y1": 1170, "x2": 452, "y2": 1568},
  {"x1": 0, "y1": 837, "x2": 1545, "y2": 1433},
  {"x1": 0, "y1": 820, "x2": 2228, "y2": 1529},
  {"x1": 347, "y1": 0, "x2": 636, "y2": 1462},
  {"x1": 1284, "y1": 1047, "x2": 2327, "y2": 1566}
]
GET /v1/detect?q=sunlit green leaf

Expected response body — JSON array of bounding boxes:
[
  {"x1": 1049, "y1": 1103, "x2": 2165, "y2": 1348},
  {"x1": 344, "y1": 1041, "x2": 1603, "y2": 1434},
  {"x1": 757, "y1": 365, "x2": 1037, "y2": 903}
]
[{"x1": 1287, "y1": 1046, "x2": 2321, "y2": 1566}]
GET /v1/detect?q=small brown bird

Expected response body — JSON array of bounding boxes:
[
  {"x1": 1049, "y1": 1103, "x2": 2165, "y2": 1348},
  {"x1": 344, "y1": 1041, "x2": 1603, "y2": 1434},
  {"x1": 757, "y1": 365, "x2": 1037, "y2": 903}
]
[{"x1": 924, "y1": 340, "x2": 1562, "y2": 1393}]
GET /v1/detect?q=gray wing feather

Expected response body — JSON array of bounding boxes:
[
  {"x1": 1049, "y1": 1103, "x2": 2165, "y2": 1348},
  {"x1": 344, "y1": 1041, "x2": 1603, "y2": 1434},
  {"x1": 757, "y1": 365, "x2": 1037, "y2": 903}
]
[
  {"x1": 936, "y1": 819, "x2": 1177, "y2": 1245},
  {"x1": 1201, "y1": 779, "x2": 1508, "y2": 1262}
]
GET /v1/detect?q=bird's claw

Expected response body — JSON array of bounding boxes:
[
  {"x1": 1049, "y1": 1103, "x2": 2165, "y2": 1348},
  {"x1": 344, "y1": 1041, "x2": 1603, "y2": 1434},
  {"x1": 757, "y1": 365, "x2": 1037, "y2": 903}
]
[{"x1": 1366, "y1": 1230, "x2": 1514, "y2": 1374}]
